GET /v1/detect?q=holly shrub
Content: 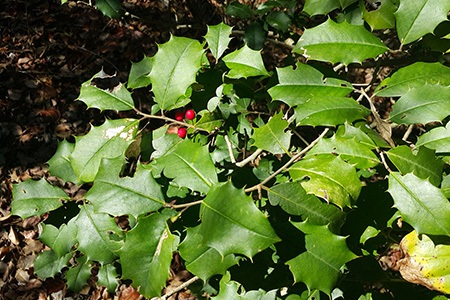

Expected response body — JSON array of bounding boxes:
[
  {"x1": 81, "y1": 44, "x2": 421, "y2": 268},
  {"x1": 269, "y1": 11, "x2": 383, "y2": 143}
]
[{"x1": 12, "y1": 0, "x2": 450, "y2": 299}]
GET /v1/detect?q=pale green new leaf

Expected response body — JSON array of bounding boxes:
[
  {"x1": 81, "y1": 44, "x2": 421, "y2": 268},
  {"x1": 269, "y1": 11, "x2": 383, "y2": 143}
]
[
  {"x1": 153, "y1": 139, "x2": 218, "y2": 194},
  {"x1": 375, "y1": 62, "x2": 450, "y2": 97},
  {"x1": 387, "y1": 172, "x2": 450, "y2": 236},
  {"x1": 65, "y1": 255, "x2": 91, "y2": 292},
  {"x1": 443, "y1": 174, "x2": 450, "y2": 198},
  {"x1": 196, "y1": 182, "x2": 280, "y2": 258},
  {"x1": 222, "y1": 44, "x2": 269, "y2": 78},
  {"x1": 78, "y1": 78, "x2": 134, "y2": 111},
  {"x1": 40, "y1": 221, "x2": 77, "y2": 257},
  {"x1": 70, "y1": 118, "x2": 138, "y2": 183},
  {"x1": 128, "y1": 56, "x2": 152, "y2": 89},
  {"x1": 253, "y1": 113, "x2": 291, "y2": 154},
  {"x1": 47, "y1": 140, "x2": 79, "y2": 185},
  {"x1": 362, "y1": 0, "x2": 397, "y2": 30},
  {"x1": 395, "y1": 0, "x2": 450, "y2": 45},
  {"x1": 205, "y1": 22, "x2": 233, "y2": 60},
  {"x1": 290, "y1": 155, "x2": 362, "y2": 207},
  {"x1": 86, "y1": 158, "x2": 165, "y2": 218},
  {"x1": 97, "y1": 264, "x2": 119, "y2": 292},
  {"x1": 11, "y1": 178, "x2": 69, "y2": 219},
  {"x1": 294, "y1": 97, "x2": 370, "y2": 126},
  {"x1": 303, "y1": 0, "x2": 339, "y2": 16},
  {"x1": 268, "y1": 63, "x2": 353, "y2": 106},
  {"x1": 34, "y1": 250, "x2": 72, "y2": 279},
  {"x1": 119, "y1": 212, "x2": 176, "y2": 298},
  {"x1": 389, "y1": 85, "x2": 450, "y2": 125},
  {"x1": 149, "y1": 36, "x2": 204, "y2": 110},
  {"x1": 416, "y1": 123, "x2": 450, "y2": 153},
  {"x1": 287, "y1": 221, "x2": 357, "y2": 295},
  {"x1": 75, "y1": 205, "x2": 123, "y2": 263},
  {"x1": 294, "y1": 19, "x2": 388, "y2": 65},
  {"x1": 267, "y1": 182, "x2": 345, "y2": 232},
  {"x1": 387, "y1": 146, "x2": 444, "y2": 186}
]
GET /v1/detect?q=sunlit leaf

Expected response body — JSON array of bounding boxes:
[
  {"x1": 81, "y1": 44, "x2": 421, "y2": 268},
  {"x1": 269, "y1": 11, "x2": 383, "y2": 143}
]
[
  {"x1": 47, "y1": 140, "x2": 79, "y2": 185},
  {"x1": 205, "y1": 23, "x2": 233, "y2": 60},
  {"x1": 362, "y1": 0, "x2": 397, "y2": 30},
  {"x1": 303, "y1": 0, "x2": 339, "y2": 16},
  {"x1": 416, "y1": 122, "x2": 450, "y2": 153},
  {"x1": 253, "y1": 112, "x2": 291, "y2": 154},
  {"x1": 40, "y1": 221, "x2": 77, "y2": 257},
  {"x1": 222, "y1": 44, "x2": 269, "y2": 78},
  {"x1": 128, "y1": 56, "x2": 152, "y2": 89}
]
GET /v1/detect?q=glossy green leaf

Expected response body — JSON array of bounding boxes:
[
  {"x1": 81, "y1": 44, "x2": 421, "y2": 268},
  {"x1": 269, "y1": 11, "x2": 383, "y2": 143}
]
[
  {"x1": 226, "y1": 2, "x2": 254, "y2": 18},
  {"x1": 179, "y1": 226, "x2": 240, "y2": 282},
  {"x1": 287, "y1": 221, "x2": 357, "y2": 295},
  {"x1": 119, "y1": 212, "x2": 176, "y2": 298},
  {"x1": 34, "y1": 250, "x2": 72, "y2": 279},
  {"x1": 150, "y1": 125, "x2": 183, "y2": 159},
  {"x1": 294, "y1": 97, "x2": 370, "y2": 126},
  {"x1": 267, "y1": 182, "x2": 345, "y2": 232},
  {"x1": 149, "y1": 36, "x2": 204, "y2": 110},
  {"x1": 195, "y1": 112, "x2": 224, "y2": 132},
  {"x1": 205, "y1": 23, "x2": 233, "y2": 60},
  {"x1": 294, "y1": 19, "x2": 388, "y2": 65},
  {"x1": 253, "y1": 113, "x2": 291, "y2": 154},
  {"x1": 336, "y1": 122, "x2": 378, "y2": 149},
  {"x1": 39, "y1": 221, "x2": 77, "y2": 257},
  {"x1": 268, "y1": 63, "x2": 353, "y2": 106},
  {"x1": 95, "y1": 0, "x2": 123, "y2": 18},
  {"x1": 222, "y1": 44, "x2": 269, "y2": 78},
  {"x1": 387, "y1": 172, "x2": 450, "y2": 236},
  {"x1": 303, "y1": 0, "x2": 339, "y2": 16},
  {"x1": 70, "y1": 118, "x2": 138, "y2": 183},
  {"x1": 65, "y1": 255, "x2": 91, "y2": 292},
  {"x1": 387, "y1": 146, "x2": 444, "y2": 186},
  {"x1": 86, "y1": 158, "x2": 165, "y2": 218},
  {"x1": 395, "y1": 0, "x2": 450, "y2": 45},
  {"x1": 11, "y1": 178, "x2": 69, "y2": 219},
  {"x1": 398, "y1": 230, "x2": 450, "y2": 294},
  {"x1": 266, "y1": 11, "x2": 291, "y2": 32},
  {"x1": 97, "y1": 264, "x2": 119, "y2": 292},
  {"x1": 244, "y1": 22, "x2": 266, "y2": 50},
  {"x1": 290, "y1": 155, "x2": 362, "y2": 207},
  {"x1": 153, "y1": 139, "x2": 218, "y2": 194},
  {"x1": 196, "y1": 182, "x2": 280, "y2": 258},
  {"x1": 128, "y1": 56, "x2": 152, "y2": 89},
  {"x1": 47, "y1": 140, "x2": 79, "y2": 185},
  {"x1": 75, "y1": 205, "x2": 123, "y2": 263},
  {"x1": 443, "y1": 174, "x2": 450, "y2": 198},
  {"x1": 340, "y1": 0, "x2": 358, "y2": 8},
  {"x1": 361, "y1": 0, "x2": 397, "y2": 30},
  {"x1": 416, "y1": 122, "x2": 450, "y2": 153}
]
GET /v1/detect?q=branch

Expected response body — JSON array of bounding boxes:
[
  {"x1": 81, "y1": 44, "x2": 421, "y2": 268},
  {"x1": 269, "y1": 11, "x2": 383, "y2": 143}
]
[
  {"x1": 236, "y1": 148, "x2": 263, "y2": 167},
  {"x1": 155, "y1": 276, "x2": 200, "y2": 300},
  {"x1": 165, "y1": 200, "x2": 203, "y2": 210}
]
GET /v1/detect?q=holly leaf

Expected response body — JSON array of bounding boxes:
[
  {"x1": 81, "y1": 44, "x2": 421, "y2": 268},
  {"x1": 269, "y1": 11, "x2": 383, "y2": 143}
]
[
  {"x1": 268, "y1": 63, "x2": 353, "y2": 106},
  {"x1": 362, "y1": 0, "x2": 397, "y2": 30},
  {"x1": 47, "y1": 140, "x2": 79, "y2": 185},
  {"x1": 303, "y1": 0, "x2": 339, "y2": 16},
  {"x1": 195, "y1": 182, "x2": 280, "y2": 258},
  {"x1": 213, "y1": 272, "x2": 280, "y2": 299},
  {"x1": 128, "y1": 56, "x2": 152, "y2": 89},
  {"x1": 287, "y1": 221, "x2": 357, "y2": 295},
  {"x1": 253, "y1": 113, "x2": 291, "y2": 154},
  {"x1": 222, "y1": 44, "x2": 269, "y2": 78},
  {"x1": 153, "y1": 139, "x2": 218, "y2": 194},
  {"x1": 416, "y1": 122, "x2": 450, "y2": 153},
  {"x1": 70, "y1": 118, "x2": 138, "y2": 183},
  {"x1": 11, "y1": 178, "x2": 69, "y2": 219},
  {"x1": 389, "y1": 85, "x2": 450, "y2": 125},
  {"x1": 336, "y1": 122, "x2": 378, "y2": 149},
  {"x1": 98, "y1": 264, "x2": 119, "y2": 292},
  {"x1": 398, "y1": 230, "x2": 450, "y2": 294},
  {"x1": 149, "y1": 36, "x2": 204, "y2": 110},
  {"x1": 267, "y1": 182, "x2": 345, "y2": 233},
  {"x1": 387, "y1": 146, "x2": 444, "y2": 186},
  {"x1": 95, "y1": 0, "x2": 123, "y2": 18},
  {"x1": 119, "y1": 211, "x2": 176, "y2": 298},
  {"x1": 387, "y1": 172, "x2": 450, "y2": 236},
  {"x1": 39, "y1": 221, "x2": 77, "y2": 257},
  {"x1": 65, "y1": 255, "x2": 91, "y2": 292},
  {"x1": 294, "y1": 19, "x2": 388, "y2": 65},
  {"x1": 86, "y1": 158, "x2": 165, "y2": 218},
  {"x1": 289, "y1": 155, "x2": 362, "y2": 208},
  {"x1": 34, "y1": 250, "x2": 73, "y2": 279},
  {"x1": 294, "y1": 97, "x2": 370, "y2": 126},
  {"x1": 205, "y1": 22, "x2": 233, "y2": 60},
  {"x1": 395, "y1": 0, "x2": 450, "y2": 45}
]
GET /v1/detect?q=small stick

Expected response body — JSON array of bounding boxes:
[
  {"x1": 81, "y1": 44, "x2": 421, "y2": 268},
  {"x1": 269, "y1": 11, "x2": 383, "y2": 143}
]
[
  {"x1": 236, "y1": 148, "x2": 263, "y2": 167},
  {"x1": 224, "y1": 134, "x2": 237, "y2": 163},
  {"x1": 155, "y1": 276, "x2": 200, "y2": 300}
]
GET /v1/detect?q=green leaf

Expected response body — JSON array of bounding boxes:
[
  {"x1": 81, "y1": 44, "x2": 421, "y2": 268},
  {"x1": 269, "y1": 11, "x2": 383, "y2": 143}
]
[
  {"x1": 119, "y1": 212, "x2": 176, "y2": 298},
  {"x1": 267, "y1": 182, "x2": 345, "y2": 232},
  {"x1": 294, "y1": 19, "x2": 388, "y2": 65},
  {"x1": 416, "y1": 122, "x2": 450, "y2": 153},
  {"x1": 195, "y1": 182, "x2": 280, "y2": 258},
  {"x1": 253, "y1": 113, "x2": 291, "y2": 154},
  {"x1": 268, "y1": 63, "x2": 353, "y2": 106},
  {"x1": 95, "y1": 0, "x2": 123, "y2": 18},
  {"x1": 40, "y1": 221, "x2": 77, "y2": 257},
  {"x1": 336, "y1": 122, "x2": 378, "y2": 149},
  {"x1": 361, "y1": 0, "x2": 397, "y2": 30},
  {"x1": 149, "y1": 36, "x2": 204, "y2": 110},
  {"x1": 387, "y1": 172, "x2": 450, "y2": 236},
  {"x1": 294, "y1": 97, "x2": 370, "y2": 126},
  {"x1": 97, "y1": 264, "x2": 119, "y2": 292},
  {"x1": 205, "y1": 23, "x2": 233, "y2": 60},
  {"x1": 290, "y1": 155, "x2": 362, "y2": 208},
  {"x1": 128, "y1": 56, "x2": 152, "y2": 89},
  {"x1": 70, "y1": 118, "x2": 138, "y2": 183},
  {"x1": 47, "y1": 140, "x2": 79, "y2": 185},
  {"x1": 179, "y1": 226, "x2": 240, "y2": 282},
  {"x1": 66, "y1": 255, "x2": 91, "y2": 292},
  {"x1": 395, "y1": 0, "x2": 450, "y2": 45},
  {"x1": 195, "y1": 112, "x2": 224, "y2": 132},
  {"x1": 75, "y1": 205, "x2": 123, "y2": 263},
  {"x1": 86, "y1": 158, "x2": 165, "y2": 218},
  {"x1": 340, "y1": 0, "x2": 358, "y2": 8},
  {"x1": 375, "y1": 62, "x2": 450, "y2": 97},
  {"x1": 443, "y1": 174, "x2": 450, "y2": 198},
  {"x1": 11, "y1": 179, "x2": 69, "y2": 219},
  {"x1": 386, "y1": 146, "x2": 444, "y2": 186},
  {"x1": 222, "y1": 44, "x2": 269, "y2": 78},
  {"x1": 266, "y1": 11, "x2": 291, "y2": 32},
  {"x1": 226, "y1": 2, "x2": 254, "y2": 18},
  {"x1": 34, "y1": 250, "x2": 72, "y2": 279},
  {"x1": 244, "y1": 22, "x2": 267, "y2": 50},
  {"x1": 287, "y1": 221, "x2": 357, "y2": 295},
  {"x1": 303, "y1": 0, "x2": 339, "y2": 16},
  {"x1": 398, "y1": 231, "x2": 450, "y2": 294},
  {"x1": 153, "y1": 139, "x2": 218, "y2": 194}
]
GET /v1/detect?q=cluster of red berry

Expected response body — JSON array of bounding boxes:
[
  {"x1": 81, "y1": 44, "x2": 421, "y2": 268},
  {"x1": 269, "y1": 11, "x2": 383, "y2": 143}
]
[{"x1": 174, "y1": 109, "x2": 195, "y2": 139}]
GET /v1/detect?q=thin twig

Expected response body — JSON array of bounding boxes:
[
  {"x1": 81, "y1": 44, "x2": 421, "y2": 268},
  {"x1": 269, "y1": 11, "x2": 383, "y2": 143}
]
[
  {"x1": 379, "y1": 151, "x2": 392, "y2": 173},
  {"x1": 402, "y1": 124, "x2": 414, "y2": 143},
  {"x1": 166, "y1": 200, "x2": 204, "y2": 210},
  {"x1": 236, "y1": 148, "x2": 263, "y2": 167},
  {"x1": 156, "y1": 276, "x2": 200, "y2": 300},
  {"x1": 224, "y1": 134, "x2": 237, "y2": 163},
  {"x1": 244, "y1": 128, "x2": 329, "y2": 193}
]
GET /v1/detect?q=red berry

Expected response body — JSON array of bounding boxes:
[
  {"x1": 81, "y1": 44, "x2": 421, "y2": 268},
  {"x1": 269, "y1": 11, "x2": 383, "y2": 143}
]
[
  {"x1": 177, "y1": 127, "x2": 187, "y2": 139},
  {"x1": 185, "y1": 109, "x2": 195, "y2": 120},
  {"x1": 174, "y1": 111, "x2": 184, "y2": 121}
]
